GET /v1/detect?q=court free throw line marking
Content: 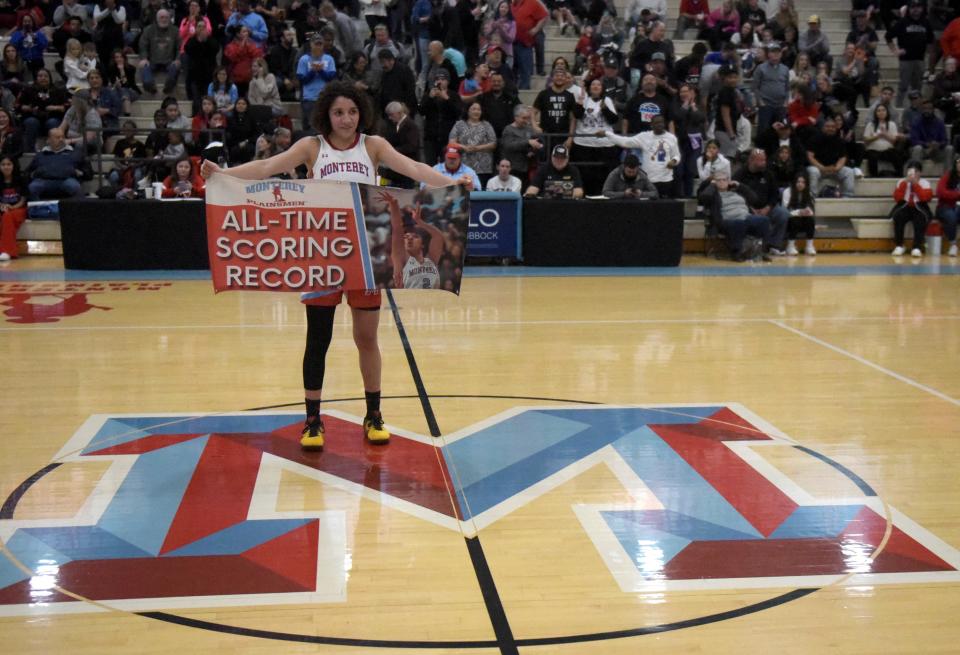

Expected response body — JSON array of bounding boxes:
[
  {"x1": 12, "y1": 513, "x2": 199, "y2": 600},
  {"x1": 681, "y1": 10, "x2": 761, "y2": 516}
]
[
  {"x1": 769, "y1": 319, "x2": 960, "y2": 408},
  {"x1": 3, "y1": 315, "x2": 960, "y2": 332}
]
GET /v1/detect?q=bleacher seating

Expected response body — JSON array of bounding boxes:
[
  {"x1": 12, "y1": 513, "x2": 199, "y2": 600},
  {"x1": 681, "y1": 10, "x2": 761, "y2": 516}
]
[{"x1": 7, "y1": 0, "x2": 953, "y2": 255}]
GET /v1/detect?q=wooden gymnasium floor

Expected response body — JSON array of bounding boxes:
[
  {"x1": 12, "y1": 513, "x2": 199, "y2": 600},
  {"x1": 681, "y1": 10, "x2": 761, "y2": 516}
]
[{"x1": 1, "y1": 254, "x2": 959, "y2": 655}]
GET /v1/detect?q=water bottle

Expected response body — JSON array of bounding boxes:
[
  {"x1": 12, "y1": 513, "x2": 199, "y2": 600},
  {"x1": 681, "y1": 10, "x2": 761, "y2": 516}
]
[{"x1": 926, "y1": 220, "x2": 943, "y2": 256}]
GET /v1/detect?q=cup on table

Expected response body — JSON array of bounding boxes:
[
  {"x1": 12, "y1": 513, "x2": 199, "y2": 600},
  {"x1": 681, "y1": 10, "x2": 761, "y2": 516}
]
[
  {"x1": 153, "y1": 182, "x2": 164, "y2": 199},
  {"x1": 143, "y1": 186, "x2": 154, "y2": 199}
]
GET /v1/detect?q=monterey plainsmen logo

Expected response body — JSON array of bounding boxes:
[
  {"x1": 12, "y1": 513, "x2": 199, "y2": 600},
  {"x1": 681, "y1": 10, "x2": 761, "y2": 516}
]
[
  {"x1": 1, "y1": 404, "x2": 958, "y2": 622},
  {"x1": 243, "y1": 180, "x2": 307, "y2": 208},
  {"x1": 0, "y1": 282, "x2": 171, "y2": 324}
]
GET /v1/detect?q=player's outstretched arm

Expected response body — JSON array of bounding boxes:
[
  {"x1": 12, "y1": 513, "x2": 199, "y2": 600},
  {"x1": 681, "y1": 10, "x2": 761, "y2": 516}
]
[
  {"x1": 200, "y1": 137, "x2": 316, "y2": 180},
  {"x1": 368, "y1": 135, "x2": 473, "y2": 190},
  {"x1": 412, "y1": 203, "x2": 444, "y2": 264},
  {"x1": 379, "y1": 190, "x2": 406, "y2": 287}
]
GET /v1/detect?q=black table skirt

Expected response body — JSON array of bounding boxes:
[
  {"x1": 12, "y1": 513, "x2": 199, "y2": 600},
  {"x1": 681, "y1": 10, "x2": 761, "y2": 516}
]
[
  {"x1": 521, "y1": 198, "x2": 684, "y2": 267},
  {"x1": 60, "y1": 199, "x2": 210, "y2": 270}
]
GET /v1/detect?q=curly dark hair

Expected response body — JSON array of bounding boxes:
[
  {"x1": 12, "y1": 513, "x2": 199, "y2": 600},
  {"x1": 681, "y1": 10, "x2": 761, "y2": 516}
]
[{"x1": 310, "y1": 81, "x2": 373, "y2": 137}]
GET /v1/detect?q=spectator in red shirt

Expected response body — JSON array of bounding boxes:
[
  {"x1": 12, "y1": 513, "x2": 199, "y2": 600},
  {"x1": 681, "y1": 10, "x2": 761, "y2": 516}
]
[
  {"x1": 675, "y1": 0, "x2": 709, "y2": 39},
  {"x1": 511, "y1": 0, "x2": 547, "y2": 90},
  {"x1": 941, "y1": 17, "x2": 960, "y2": 60},
  {"x1": 787, "y1": 83, "x2": 819, "y2": 146},
  {"x1": 224, "y1": 25, "x2": 262, "y2": 97},
  {"x1": 0, "y1": 155, "x2": 27, "y2": 261},
  {"x1": 161, "y1": 156, "x2": 206, "y2": 198},
  {"x1": 890, "y1": 161, "x2": 932, "y2": 257},
  {"x1": 934, "y1": 156, "x2": 960, "y2": 257},
  {"x1": 192, "y1": 95, "x2": 217, "y2": 143}
]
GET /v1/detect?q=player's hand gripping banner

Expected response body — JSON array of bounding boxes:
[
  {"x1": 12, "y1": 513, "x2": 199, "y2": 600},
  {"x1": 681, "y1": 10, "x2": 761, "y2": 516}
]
[{"x1": 205, "y1": 174, "x2": 469, "y2": 294}]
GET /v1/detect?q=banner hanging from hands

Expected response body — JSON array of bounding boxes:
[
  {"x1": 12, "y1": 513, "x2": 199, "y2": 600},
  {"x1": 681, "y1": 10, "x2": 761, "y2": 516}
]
[{"x1": 205, "y1": 174, "x2": 469, "y2": 294}]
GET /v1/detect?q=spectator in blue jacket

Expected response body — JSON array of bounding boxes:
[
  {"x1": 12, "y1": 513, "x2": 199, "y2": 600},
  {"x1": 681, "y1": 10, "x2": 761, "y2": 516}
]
[
  {"x1": 297, "y1": 34, "x2": 337, "y2": 130},
  {"x1": 27, "y1": 129, "x2": 85, "y2": 200},
  {"x1": 87, "y1": 70, "x2": 123, "y2": 134},
  {"x1": 226, "y1": 0, "x2": 269, "y2": 48},
  {"x1": 9, "y1": 14, "x2": 48, "y2": 78},
  {"x1": 910, "y1": 98, "x2": 953, "y2": 167}
]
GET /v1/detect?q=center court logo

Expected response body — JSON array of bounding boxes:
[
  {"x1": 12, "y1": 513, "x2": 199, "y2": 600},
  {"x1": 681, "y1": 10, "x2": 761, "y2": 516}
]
[{"x1": 0, "y1": 403, "x2": 957, "y2": 617}]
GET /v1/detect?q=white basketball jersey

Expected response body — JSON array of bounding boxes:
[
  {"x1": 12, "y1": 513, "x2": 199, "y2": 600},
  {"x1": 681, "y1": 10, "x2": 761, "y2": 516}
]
[
  {"x1": 312, "y1": 134, "x2": 378, "y2": 185},
  {"x1": 301, "y1": 133, "x2": 377, "y2": 303},
  {"x1": 402, "y1": 256, "x2": 440, "y2": 289}
]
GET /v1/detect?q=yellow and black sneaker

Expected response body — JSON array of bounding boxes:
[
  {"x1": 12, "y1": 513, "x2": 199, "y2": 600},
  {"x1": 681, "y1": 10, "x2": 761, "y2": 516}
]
[
  {"x1": 300, "y1": 417, "x2": 325, "y2": 451},
  {"x1": 363, "y1": 413, "x2": 390, "y2": 445}
]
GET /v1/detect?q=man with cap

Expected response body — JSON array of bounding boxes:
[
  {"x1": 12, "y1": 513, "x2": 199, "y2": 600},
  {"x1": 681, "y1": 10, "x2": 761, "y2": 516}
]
[
  {"x1": 646, "y1": 52, "x2": 678, "y2": 97},
  {"x1": 377, "y1": 47, "x2": 418, "y2": 119},
  {"x1": 753, "y1": 41, "x2": 790, "y2": 134},
  {"x1": 486, "y1": 158, "x2": 523, "y2": 192},
  {"x1": 600, "y1": 56, "x2": 629, "y2": 114},
  {"x1": 430, "y1": 144, "x2": 481, "y2": 190},
  {"x1": 297, "y1": 33, "x2": 338, "y2": 131},
  {"x1": 886, "y1": 0, "x2": 935, "y2": 104},
  {"x1": 629, "y1": 20, "x2": 675, "y2": 72},
  {"x1": 524, "y1": 144, "x2": 584, "y2": 199},
  {"x1": 799, "y1": 14, "x2": 832, "y2": 68},
  {"x1": 601, "y1": 114, "x2": 680, "y2": 198},
  {"x1": 909, "y1": 97, "x2": 952, "y2": 167},
  {"x1": 601, "y1": 154, "x2": 659, "y2": 199},
  {"x1": 900, "y1": 89, "x2": 924, "y2": 136}
]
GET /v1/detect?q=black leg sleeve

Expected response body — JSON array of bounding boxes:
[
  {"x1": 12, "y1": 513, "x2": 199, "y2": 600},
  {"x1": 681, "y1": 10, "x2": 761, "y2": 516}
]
[{"x1": 303, "y1": 305, "x2": 336, "y2": 391}]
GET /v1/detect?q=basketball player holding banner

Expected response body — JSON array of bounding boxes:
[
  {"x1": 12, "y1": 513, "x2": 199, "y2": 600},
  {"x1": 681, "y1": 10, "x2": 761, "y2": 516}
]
[{"x1": 201, "y1": 81, "x2": 473, "y2": 452}]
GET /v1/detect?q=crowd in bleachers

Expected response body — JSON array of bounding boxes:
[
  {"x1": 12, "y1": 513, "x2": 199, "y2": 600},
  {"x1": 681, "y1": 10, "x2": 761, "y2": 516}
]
[{"x1": 2, "y1": 0, "x2": 960, "y2": 262}]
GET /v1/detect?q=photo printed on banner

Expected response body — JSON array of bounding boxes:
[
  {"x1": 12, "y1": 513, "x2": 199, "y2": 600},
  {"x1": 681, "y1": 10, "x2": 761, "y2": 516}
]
[{"x1": 361, "y1": 184, "x2": 468, "y2": 294}]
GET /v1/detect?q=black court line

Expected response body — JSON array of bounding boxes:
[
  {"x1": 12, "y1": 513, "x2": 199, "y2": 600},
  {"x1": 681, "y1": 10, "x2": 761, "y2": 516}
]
[
  {"x1": 513, "y1": 588, "x2": 819, "y2": 646},
  {"x1": 137, "y1": 612, "x2": 500, "y2": 648},
  {"x1": 385, "y1": 291, "x2": 441, "y2": 438},
  {"x1": 792, "y1": 445, "x2": 877, "y2": 496},
  {"x1": 245, "y1": 393, "x2": 605, "y2": 412},
  {"x1": 0, "y1": 463, "x2": 61, "y2": 519},
  {"x1": 386, "y1": 289, "x2": 520, "y2": 655}
]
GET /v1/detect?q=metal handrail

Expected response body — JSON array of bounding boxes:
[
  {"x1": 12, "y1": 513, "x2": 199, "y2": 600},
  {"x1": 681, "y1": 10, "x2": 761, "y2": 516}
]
[{"x1": 64, "y1": 126, "x2": 226, "y2": 188}]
